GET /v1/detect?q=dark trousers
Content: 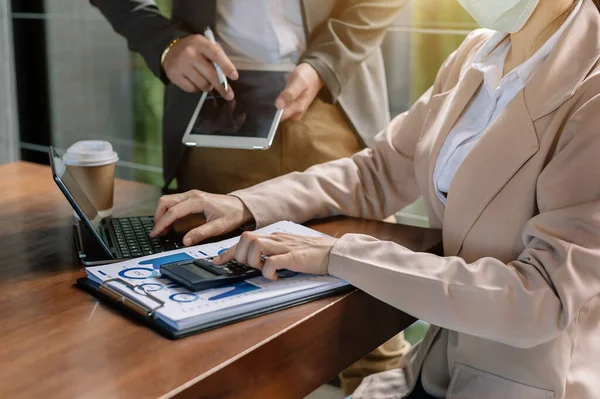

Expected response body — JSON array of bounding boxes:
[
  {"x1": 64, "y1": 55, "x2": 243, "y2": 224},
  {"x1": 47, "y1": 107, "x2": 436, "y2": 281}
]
[{"x1": 406, "y1": 376, "x2": 438, "y2": 399}]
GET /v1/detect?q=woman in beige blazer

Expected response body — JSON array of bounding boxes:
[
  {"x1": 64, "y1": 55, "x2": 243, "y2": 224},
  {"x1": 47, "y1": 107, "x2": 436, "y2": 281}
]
[{"x1": 151, "y1": 0, "x2": 600, "y2": 397}]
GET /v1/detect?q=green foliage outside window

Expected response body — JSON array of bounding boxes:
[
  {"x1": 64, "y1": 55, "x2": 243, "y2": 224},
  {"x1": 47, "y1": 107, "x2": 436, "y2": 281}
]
[{"x1": 131, "y1": 0, "x2": 172, "y2": 186}]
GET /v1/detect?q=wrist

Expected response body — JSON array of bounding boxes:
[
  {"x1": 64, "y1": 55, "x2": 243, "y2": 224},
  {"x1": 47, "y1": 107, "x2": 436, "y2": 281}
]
[
  {"x1": 299, "y1": 58, "x2": 341, "y2": 100},
  {"x1": 240, "y1": 205, "x2": 254, "y2": 227},
  {"x1": 160, "y1": 37, "x2": 183, "y2": 71},
  {"x1": 323, "y1": 238, "x2": 339, "y2": 275},
  {"x1": 228, "y1": 195, "x2": 255, "y2": 230},
  {"x1": 300, "y1": 62, "x2": 323, "y2": 89}
]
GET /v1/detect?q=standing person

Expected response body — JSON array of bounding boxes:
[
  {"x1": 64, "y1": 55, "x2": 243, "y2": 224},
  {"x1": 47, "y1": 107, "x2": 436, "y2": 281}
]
[
  {"x1": 90, "y1": 0, "x2": 407, "y2": 194},
  {"x1": 91, "y1": 0, "x2": 410, "y2": 394},
  {"x1": 150, "y1": 0, "x2": 600, "y2": 397}
]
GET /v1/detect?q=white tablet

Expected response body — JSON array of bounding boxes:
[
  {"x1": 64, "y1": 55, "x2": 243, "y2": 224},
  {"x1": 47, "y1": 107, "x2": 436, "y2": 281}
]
[{"x1": 181, "y1": 70, "x2": 287, "y2": 150}]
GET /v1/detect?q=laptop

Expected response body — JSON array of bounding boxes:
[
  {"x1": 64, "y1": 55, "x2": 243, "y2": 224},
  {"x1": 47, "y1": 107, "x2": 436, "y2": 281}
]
[{"x1": 49, "y1": 146, "x2": 182, "y2": 265}]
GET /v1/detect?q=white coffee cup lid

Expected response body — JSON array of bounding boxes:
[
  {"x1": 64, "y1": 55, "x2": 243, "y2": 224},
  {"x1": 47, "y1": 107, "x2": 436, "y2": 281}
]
[{"x1": 62, "y1": 140, "x2": 119, "y2": 167}]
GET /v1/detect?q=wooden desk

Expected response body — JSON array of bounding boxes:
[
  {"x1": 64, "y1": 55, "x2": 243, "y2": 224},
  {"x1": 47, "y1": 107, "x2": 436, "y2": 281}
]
[{"x1": 0, "y1": 162, "x2": 441, "y2": 399}]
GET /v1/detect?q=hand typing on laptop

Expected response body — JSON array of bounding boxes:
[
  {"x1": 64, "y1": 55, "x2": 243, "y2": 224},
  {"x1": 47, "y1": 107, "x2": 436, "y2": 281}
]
[{"x1": 150, "y1": 190, "x2": 252, "y2": 246}]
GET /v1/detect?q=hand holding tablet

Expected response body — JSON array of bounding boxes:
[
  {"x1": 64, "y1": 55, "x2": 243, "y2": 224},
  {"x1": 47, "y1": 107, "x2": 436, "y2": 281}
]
[{"x1": 275, "y1": 63, "x2": 324, "y2": 122}]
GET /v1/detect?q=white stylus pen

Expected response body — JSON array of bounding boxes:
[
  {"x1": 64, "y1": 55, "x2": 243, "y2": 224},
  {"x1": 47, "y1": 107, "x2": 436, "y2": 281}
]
[{"x1": 203, "y1": 26, "x2": 229, "y2": 93}]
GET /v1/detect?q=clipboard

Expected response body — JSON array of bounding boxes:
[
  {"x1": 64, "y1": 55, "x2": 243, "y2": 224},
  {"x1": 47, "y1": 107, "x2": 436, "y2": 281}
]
[{"x1": 76, "y1": 277, "x2": 353, "y2": 340}]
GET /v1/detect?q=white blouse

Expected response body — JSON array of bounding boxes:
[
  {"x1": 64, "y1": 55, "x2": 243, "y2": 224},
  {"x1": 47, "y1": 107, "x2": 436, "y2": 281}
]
[
  {"x1": 432, "y1": 0, "x2": 581, "y2": 205},
  {"x1": 216, "y1": 0, "x2": 306, "y2": 66}
]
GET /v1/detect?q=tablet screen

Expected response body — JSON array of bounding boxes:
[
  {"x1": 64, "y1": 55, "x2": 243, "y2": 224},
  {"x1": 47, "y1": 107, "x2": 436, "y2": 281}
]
[{"x1": 188, "y1": 70, "x2": 287, "y2": 139}]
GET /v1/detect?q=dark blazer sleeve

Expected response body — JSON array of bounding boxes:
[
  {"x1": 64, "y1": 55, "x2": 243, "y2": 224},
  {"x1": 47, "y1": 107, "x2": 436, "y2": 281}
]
[
  {"x1": 301, "y1": 0, "x2": 408, "y2": 100},
  {"x1": 90, "y1": 0, "x2": 191, "y2": 82}
]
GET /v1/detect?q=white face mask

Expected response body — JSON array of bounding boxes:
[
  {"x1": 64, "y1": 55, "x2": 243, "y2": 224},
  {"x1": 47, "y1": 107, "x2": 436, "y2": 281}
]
[{"x1": 457, "y1": 0, "x2": 541, "y2": 33}]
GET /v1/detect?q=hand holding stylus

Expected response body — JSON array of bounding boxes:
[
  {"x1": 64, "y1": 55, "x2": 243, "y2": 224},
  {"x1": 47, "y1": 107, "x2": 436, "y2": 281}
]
[{"x1": 162, "y1": 34, "x2": 238, "y2": 99}]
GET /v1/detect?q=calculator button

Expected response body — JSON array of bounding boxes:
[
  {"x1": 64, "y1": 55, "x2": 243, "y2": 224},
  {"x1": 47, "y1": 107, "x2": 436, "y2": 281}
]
[{"x1": 276, "y1": 270, "x2": 298, "y2": 279}]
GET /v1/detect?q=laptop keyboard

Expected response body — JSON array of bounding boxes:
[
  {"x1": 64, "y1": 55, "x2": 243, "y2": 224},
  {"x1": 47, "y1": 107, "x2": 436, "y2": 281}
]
[{"x1": 111, "y1": 217, "x2": 180, "y2": 258}]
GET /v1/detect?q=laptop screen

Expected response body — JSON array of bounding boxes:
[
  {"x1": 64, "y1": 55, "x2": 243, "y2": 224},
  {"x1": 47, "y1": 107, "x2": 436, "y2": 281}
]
[{"x1": 49, "y1": 147, "x2": 103, "y2": 231}]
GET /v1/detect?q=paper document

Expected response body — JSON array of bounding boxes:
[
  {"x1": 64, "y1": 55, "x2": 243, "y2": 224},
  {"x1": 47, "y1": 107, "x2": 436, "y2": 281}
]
[{"x1": 85, "y1": 221, "x2": 349, "y2": 333}]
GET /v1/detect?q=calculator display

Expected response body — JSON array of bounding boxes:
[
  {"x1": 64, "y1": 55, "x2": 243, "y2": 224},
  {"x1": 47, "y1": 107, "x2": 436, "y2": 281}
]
[
  {"x1": 183, "y1": 264, "x2": 218, "y2": 279},
  {"x1": 160, "y1": 258, "x2": 263, "y2": 292}
]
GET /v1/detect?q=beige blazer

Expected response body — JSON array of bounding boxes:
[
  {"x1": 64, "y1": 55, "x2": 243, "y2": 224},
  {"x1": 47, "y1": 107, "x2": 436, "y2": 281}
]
[{"x1": 233, "y1": 1, "x2": 600, "y2": 398}]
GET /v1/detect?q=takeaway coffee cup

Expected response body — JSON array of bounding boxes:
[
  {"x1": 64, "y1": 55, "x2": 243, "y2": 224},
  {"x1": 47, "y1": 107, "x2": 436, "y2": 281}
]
[{"x1": 62, "y1": 141, "x2": 119, "y2": 218}]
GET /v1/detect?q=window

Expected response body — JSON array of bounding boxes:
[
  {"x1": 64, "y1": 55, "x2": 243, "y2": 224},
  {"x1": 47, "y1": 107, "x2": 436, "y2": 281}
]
[{"x1": 11, "y1": 0, "x2": 475, "y2": 188}]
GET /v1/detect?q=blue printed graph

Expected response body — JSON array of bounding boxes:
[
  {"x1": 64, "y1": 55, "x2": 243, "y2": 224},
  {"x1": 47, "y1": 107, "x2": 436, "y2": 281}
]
[
  {"x1": 118, "y1": 267, "x2": 158, "y2": 280},
  {"x1": 138, "y1": 283, "x2": 164, "y2": 292},
  {"x1": 170, "y1": 293, "x2": 200, "y2": 303},
  {"x1": 138, "y1": 252, "x2": 194, "y2": 270},
  {"x1": 208, "y1": 281, "x2": 261, "y2": 301},
  {"x1": 166, "y1": 282, "x2": 183, "y2": 289}
]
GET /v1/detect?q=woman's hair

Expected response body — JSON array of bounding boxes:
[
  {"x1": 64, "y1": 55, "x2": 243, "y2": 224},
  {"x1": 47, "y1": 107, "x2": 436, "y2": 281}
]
[
  {"x1": 559, "y1": 0, "x2": 599, "y2": 23},
  {"x1": 570, "y1": 0, "x2": 600, "y2": 14},
  {"x1": 533, "y1": 0, "x2": 600, "y2": 50}
]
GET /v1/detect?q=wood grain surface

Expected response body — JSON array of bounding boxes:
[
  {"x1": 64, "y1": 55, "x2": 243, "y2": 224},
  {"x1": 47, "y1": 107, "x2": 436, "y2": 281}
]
[{"x1": 0, "y1": 162, "x2": 441, "y2": 399}]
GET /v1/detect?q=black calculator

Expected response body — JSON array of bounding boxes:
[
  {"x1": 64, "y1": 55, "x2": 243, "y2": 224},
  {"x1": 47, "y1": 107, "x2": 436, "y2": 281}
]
[{"x1": 160, "y1": 257, "x2": 262, "y2": 292}]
